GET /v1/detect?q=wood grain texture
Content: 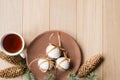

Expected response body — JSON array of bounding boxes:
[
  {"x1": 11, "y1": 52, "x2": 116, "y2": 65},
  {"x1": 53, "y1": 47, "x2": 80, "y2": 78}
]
[
  {"x1": 0, "y1": 0, "x2": 23, "y2": 80},
  {"x1": 0, "y1": 0, "x2": 120, "y2": 80},
  {"x1": 50, "y1": 0, "x2": 77, "y2": 39},
  {"x1": 23, "y1": 0, "x2": 50, "y2": 45},
  {"x1": 77, "y1": 0, "x2": 102, "y2": 79},
  {"x1": 103, "y1": 0, "x2": 120, "y2": 80}
]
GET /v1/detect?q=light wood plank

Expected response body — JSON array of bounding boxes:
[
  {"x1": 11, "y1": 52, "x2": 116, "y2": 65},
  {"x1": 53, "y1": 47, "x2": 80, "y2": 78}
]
[
  {"x1": 50, "y1": 0, "x2": 77, "y2": 38},
  {"x1": 0, "y1": 0, "x2": 23, "y2": 80},
  {"x1": 23, "y1": 0, "x2": 50, "y2": 45},
  {"x1": 1, "y1": 0, "x2": 120, "y2": 80},
  {"x1": 23, "y1": 0, "x2": 49, "y2": 79},
  {"x1": 77, "y1": 0, "x2": 102, "y2": 79},
  {"x1": 103, "y1": 0, "x2": 120, "y2": 80}
]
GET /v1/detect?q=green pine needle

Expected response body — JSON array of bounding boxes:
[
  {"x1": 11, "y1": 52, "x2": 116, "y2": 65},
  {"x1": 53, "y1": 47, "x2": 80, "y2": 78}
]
[
  {"x1": 86, "y1": 72, "x2": 97, "y2": 80},
  {"x1": 44, "y1": 73, "x2": 55, "y2": 80},
  {"x1": 67, "y1": 73, "x2": 83, "y2": 80},
  {"x1": 24, "y1": 70, "x2": 35, "y2": 80},
  {"x1": 24, "y1": 70, "x2": 31, "y2": 80}
]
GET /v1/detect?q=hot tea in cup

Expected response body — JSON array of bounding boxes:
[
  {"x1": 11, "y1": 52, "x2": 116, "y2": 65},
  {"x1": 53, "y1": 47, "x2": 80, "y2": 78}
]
[{"x1": 0, "y1": 32, "x2": 25, "y2": 58}]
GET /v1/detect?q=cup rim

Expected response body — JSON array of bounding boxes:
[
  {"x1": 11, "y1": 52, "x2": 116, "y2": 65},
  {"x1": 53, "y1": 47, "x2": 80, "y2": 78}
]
[{"x1": 0, "y1": 32, "x2": 25, "y2": 56}]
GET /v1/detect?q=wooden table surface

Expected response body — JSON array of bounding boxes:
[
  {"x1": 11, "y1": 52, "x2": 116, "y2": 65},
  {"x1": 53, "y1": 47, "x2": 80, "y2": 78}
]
[{"x1": 0, "y1": 0, "x2": 120, "y2": 80}]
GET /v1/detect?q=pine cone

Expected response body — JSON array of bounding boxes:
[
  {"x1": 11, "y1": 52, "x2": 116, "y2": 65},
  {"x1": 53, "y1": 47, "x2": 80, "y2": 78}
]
[
  {"x1": 0, "y1": 65, "x2": 25, "y2": 78},
  {"x1": 78, "y1": 54, "x2": 103, "y2": 77},
  {"x1": 0, "y1": 51, "x2": 24, "y2": 65}
]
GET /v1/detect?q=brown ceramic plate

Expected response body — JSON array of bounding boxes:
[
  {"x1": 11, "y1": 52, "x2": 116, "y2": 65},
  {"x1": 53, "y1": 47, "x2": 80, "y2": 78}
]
[{"x1": 26, "y1": 31, "x2": 81, "y2": 80}]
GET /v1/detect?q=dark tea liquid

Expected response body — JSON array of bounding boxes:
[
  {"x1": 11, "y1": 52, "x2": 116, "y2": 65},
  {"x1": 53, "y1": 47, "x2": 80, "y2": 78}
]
[{"x1": 3, "y1": 34, "x2": 22, "y2": 53}]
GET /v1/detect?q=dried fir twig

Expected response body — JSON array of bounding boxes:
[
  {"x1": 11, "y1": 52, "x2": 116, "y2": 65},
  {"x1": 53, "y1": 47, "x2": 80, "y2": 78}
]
[
  {"x1": 0, "y1": 51, "x2": 24, "y2": 65},
  {"x1": 78, "y1": 54, "x2": 103, "y2": 77},
  {"x1": 0, "y1": 65, "x2": 25, "y2": 78}
]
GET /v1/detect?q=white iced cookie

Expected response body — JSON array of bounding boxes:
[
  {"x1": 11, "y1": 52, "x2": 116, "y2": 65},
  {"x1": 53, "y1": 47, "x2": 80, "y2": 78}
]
[
  {"x1": 46, "y1": 44, "x2": 61, "y2": 59},
  {"x1": 56, "y1": 57, "x2": 70, "y2": 71},
  {"x1": 38, "y1": 58, "x2": 54, "y2": 72}
]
